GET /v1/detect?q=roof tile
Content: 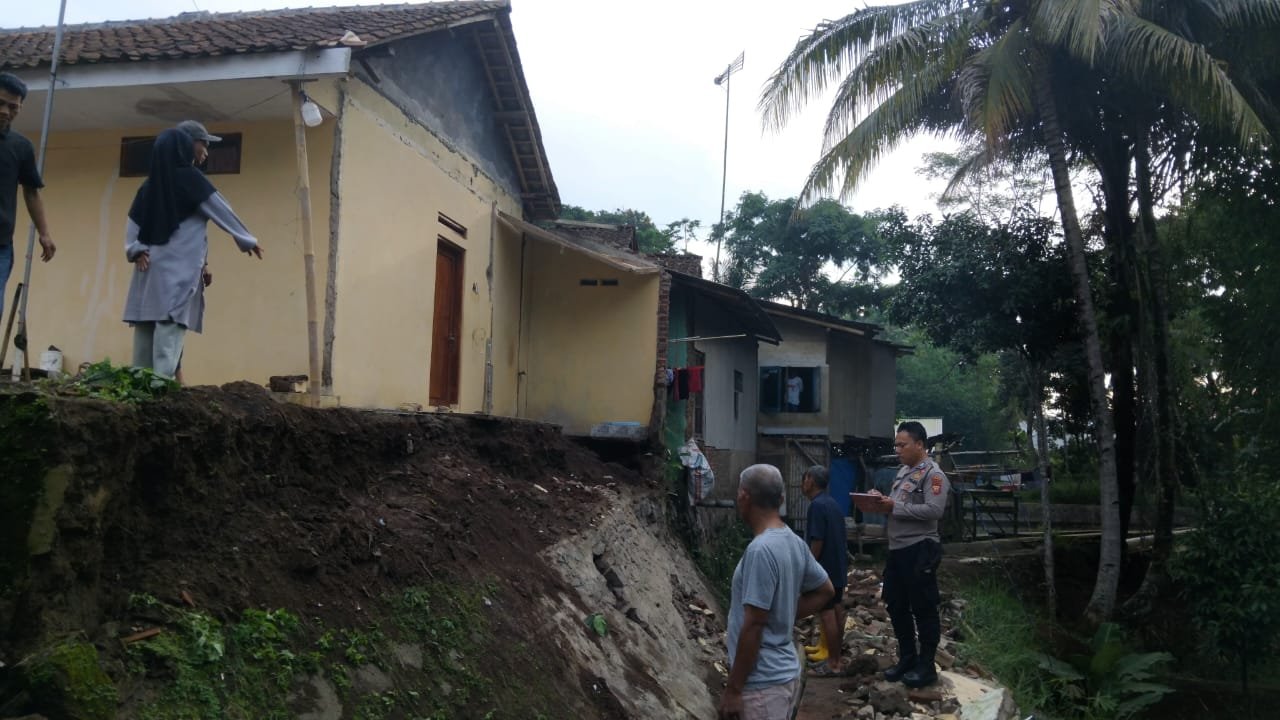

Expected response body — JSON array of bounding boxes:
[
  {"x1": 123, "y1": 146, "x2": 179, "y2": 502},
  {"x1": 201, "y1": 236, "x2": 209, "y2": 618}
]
[{"x1": 0, "y1": 2, "x2": 507, "y2": 69}]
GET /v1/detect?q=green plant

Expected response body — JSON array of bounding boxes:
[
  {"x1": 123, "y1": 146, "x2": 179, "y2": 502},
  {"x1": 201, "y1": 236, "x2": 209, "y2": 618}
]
[
  {"x1": 693, "y1": 521, "x2": 753, "y2": 608},
  {"x1": 955, "y1": 581, "x2": 1056, "y2": 713},
  {"x1": 340, "y1": 626, "x2": 384, "y2": 667},
  {"x1": 66, "y1": 360, "x2": 176, "y2": 403},
  {"x1": 24, "y1": 640, "x2": 118, "y2": 720},
  {"x1": 1171, "y1": 480, "x2": 1280, "y2": 693},
  {"x1": 1038, "y1": 623, "x2": 1174, "y2": 719},
  {"x1": 130, "y1": 602, "x2": 314, "y2": 719}
]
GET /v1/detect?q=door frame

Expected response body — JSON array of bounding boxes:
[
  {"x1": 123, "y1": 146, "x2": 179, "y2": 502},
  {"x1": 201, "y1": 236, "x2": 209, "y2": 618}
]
[{"x1": 430, "y1": 237, "x2": 465, "y2": 406}]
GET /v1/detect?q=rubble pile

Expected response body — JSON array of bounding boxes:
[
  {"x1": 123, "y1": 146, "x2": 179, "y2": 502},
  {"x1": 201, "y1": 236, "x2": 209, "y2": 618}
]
[{"x1": 710, "y1": 564, "x2": 1021, "y2": 720}]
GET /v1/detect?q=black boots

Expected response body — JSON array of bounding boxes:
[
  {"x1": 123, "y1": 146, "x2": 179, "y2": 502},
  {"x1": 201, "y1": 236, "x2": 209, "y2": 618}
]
[
  {"x1": 901, "y1": 647, "x2": 938, "y2": 688},
  {"x1": 883, "y1": 650, "x2": 917, "y2": 682}
]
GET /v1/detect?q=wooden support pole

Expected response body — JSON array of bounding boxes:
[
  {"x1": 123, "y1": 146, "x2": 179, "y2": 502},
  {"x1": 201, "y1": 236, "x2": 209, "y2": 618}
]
[{"x1": 291, "y1": 82, "x2": 322, "y2": 401}]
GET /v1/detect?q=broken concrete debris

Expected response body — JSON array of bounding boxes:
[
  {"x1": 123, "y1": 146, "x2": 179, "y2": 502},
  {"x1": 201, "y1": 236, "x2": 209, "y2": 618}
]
[{"x1": 708, "y1": 565, "x2": 1020, "y2": 719}]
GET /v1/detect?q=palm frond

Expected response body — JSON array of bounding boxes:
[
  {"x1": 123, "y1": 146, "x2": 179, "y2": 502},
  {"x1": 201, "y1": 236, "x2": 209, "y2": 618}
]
[
  {"x1": 798, "y1": 67, "x2": 963, "y2": 205},
  {"x1": 1031, "y1": 0, "x2": 1122, "y2": 63},
  {"x1": 941, "y1": 145, "x2": 997, "y2": 204},
  {"x1": 759, "y1": 0, "x2": 979, "y2": 131},
  {"x1": 1194, "y1": 0, "x2": 1280, "y2": 28},
  {"x1": 1105, "y1": 14, "x2": 1271, "y2": 145},
  {"x1": 820, "y1": 11, "x2": 981, "y2": 149},
  {"x1": 957, "y1": 19, "x2": 1035, "y2": 146}
]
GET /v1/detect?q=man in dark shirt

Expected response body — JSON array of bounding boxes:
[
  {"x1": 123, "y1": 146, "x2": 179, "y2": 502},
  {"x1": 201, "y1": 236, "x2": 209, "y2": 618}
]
[
  {"x1": 0, "y1": 72, "x2": 55, "y2": 326},
  {"x1": 803, "y1": 465, "x2": 849, "y2": 676}
]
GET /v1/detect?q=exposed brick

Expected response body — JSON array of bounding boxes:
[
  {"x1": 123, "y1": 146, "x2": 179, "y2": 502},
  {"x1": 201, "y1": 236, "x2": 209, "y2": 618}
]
[{"x1": 648, "y1": 253, "x2": 704, "y2": 278}]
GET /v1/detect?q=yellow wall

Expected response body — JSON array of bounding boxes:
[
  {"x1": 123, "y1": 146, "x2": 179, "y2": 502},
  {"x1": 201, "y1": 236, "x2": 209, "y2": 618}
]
[
  {"x1": 329, "y1": 79, "x2": 524, "y2": 410},
  {"x1": 518, "y1": 241, "x2": 659, "y2": 435},
  {"x1": 13, "y1": 117, "x2": 333, "y2": 385}
]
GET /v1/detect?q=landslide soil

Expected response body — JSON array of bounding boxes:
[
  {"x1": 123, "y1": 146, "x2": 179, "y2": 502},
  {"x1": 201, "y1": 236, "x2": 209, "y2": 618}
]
[{"x1": 1, "y1": 382, "x2": 669, "y2": 718}]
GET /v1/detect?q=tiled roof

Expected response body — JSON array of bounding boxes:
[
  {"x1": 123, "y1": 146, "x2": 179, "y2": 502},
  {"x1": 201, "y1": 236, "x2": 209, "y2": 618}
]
[
  {"x1": 551, "y1": 220, "x2": 637, "y2": 253},
  {"x1": 0, "y1": 2, "x2": 507, "y2": 69}
]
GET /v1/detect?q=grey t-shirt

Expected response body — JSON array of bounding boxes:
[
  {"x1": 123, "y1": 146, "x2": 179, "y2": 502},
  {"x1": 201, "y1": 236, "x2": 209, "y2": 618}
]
[{"x1": 727, "y1": 526, "x2": 829, "y2": 689}]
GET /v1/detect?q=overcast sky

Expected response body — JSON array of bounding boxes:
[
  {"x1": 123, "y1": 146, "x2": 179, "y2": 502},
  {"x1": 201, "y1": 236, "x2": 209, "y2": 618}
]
[{"x1": 6, "y1": 0, "x2": 951, "y2": 258}]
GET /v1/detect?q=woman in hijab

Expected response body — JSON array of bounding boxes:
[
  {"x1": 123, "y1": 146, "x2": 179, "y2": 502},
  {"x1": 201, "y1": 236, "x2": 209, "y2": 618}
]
[{"x1": 123, "y1": 127, "x2": 263, "y2": 379}]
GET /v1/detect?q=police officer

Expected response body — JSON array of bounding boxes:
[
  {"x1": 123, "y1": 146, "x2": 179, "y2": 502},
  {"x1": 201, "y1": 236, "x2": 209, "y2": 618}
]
[{"x1": 868, "y1": 421, "x2": 950, "y2": 688}]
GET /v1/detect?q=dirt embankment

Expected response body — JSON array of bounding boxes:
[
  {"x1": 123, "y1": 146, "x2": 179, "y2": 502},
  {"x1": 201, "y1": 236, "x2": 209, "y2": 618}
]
[{"x1": 0, "y1": 383, "x2": 723, "y2": 719}]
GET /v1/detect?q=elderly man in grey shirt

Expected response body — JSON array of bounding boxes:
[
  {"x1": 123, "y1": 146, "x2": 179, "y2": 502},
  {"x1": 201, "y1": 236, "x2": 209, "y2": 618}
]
[
  {"x1": 123, "y1": 122, "x2": 262, "y2": 379},
  {"x1": 721, "y1": 464, "x2": 833, "y2": 720}
]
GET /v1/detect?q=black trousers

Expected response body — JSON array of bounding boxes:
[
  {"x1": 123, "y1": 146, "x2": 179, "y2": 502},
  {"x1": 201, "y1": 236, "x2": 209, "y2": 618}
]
[{"x1": 883, "y1": 540, "x2": 942, "y2": 658}]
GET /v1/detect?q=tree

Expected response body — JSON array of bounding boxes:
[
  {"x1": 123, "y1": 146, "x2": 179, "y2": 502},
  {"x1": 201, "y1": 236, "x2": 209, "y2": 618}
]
[
  {"x1": 557, "y1": 205, "x2": 678, "y2": 254},
  {"x1": 721, "y1": 191, "x2": 881, "y2": 312},
  {"x1": 758, "y1": 0, "x2": 1274, "y2": 622},
  {"x1": 893, "y1": 329, "x2": 1015, "y2": 451}
]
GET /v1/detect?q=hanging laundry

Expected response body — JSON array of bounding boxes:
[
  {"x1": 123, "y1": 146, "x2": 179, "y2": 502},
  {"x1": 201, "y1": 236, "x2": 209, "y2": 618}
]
[
  {"x1": 687, "y1": 366, "x2": 705, "y2": 393},
  {"x1": 676, "y1": 368, "x2": 691, "y2": 399}
]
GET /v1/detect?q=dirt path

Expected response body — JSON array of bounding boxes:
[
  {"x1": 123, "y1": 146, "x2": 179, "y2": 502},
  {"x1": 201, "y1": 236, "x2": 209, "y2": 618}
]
[{"x1": 791, "y1": 566, "x2": 1019, "y2": 720}]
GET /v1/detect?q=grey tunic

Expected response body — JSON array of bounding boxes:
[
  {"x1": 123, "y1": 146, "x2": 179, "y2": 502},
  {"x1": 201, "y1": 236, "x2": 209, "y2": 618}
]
[
  {"x1": 123, "y1": 192, "x2": 257, "y2": 333},
  {"x1": 887, "y1": 459, "x2": 951, "y2": 550}
]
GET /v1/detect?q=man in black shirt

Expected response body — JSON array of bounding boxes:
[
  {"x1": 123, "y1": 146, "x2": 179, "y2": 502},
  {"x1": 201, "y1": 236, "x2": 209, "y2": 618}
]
[
  {"x1": 0, "y1": 72, "x2": 55, "y2": 325},
  {"x1": 802, "y1": 465, "x2": 849, "y2": 676}
]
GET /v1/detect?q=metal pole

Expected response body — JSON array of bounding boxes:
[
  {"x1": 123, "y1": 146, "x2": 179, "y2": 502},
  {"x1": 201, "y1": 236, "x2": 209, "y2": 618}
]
[
  {"x1": 714, "y1": 67, "x2": 730, "y2": 282},
  {"x1": 14, "y1": 0, "x2": 67, "y2": 379},
  {"x1": 291, "y1": 82, "x2": 323, "y2": 402}
]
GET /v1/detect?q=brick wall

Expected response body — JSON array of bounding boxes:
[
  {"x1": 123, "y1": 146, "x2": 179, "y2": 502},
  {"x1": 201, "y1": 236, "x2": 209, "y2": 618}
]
[
  {"x1": 649, "y1": 270, "x2": 674, "y2": 438},
  {"x1": 648, "y1": 253, "x2": 704, "y2": 278}
]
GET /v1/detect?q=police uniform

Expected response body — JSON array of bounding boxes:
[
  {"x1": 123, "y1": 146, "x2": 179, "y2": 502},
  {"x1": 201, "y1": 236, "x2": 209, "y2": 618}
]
[{"x1": 882, "y1": 457, "x2": 950, "y2": 686}]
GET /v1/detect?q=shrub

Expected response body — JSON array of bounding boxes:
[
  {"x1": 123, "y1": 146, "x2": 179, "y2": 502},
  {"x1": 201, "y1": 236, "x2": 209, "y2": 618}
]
[{"x1": 1171, "y1": 480, "x2": 1280, "y2": 693}]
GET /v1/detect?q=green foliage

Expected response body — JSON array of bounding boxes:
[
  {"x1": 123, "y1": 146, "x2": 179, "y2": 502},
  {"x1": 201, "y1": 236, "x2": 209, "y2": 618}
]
[
  {"x1": 721, "y1": 191, "x2": 882, "y2": 312},
  {"x1": 129, "y1": 603, "x2": 315, "y2": 720},
  {"x1": 955, "y1": 582, "x2": 1056, "y2": 712},
  {"x1": 66, "y1": 360, "x2": 177, "y2": 403},
  {"x1": 893, "y1": 329, "x2": 1015, "y2": 450},
  {"x1": 583, "y1": 613, "x2": 608, "y2": 637},
  {"x1": 1037, "y1": 623, "x2": 1175, "y2": 719},
  {"x1": 881, "y1": 208, "x2": 1078, "y2": 366},
  {"x1": 693, "y1": 521, "x2": 753, "y2": 609},
  {"x1": 558, "y1": 204, "x2": 684, "y2": 254},
  {"x1": 25, "y1": 640, "x2": 118, "y2": 720},
  {"x1": 390, "y1": 583, "x2": 496, "y2": 713},
  {"x1": 1171, "y1": 480, "x2": 1280, "y2": 692}
]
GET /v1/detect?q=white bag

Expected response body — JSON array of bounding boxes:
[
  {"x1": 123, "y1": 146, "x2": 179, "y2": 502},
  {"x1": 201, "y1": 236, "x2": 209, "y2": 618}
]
[{"x1": 678, "y1": 439, "x2": 716, "y2": 506}]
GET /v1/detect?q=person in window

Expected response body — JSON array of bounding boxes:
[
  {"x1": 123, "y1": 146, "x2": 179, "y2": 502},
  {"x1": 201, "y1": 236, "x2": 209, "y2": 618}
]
[
  {"x1": 123, "y1": 126, "x2": 262, "y2": 379},
  {"x1": 786, "y1": 372, "x2": 804, "y2": 412}
]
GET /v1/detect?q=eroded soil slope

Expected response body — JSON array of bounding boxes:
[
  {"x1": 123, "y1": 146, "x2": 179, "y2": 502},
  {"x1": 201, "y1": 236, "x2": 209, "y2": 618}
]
[{"x1": 0, "y1": 382, "x2": 720, "y2": 719}]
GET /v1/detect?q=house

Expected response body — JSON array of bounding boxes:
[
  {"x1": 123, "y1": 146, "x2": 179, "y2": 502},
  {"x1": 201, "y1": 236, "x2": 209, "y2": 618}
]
[
  {"x1": 0, "y1": 2, "x2": 574, "y2": 414},
  {"x1": 752, "y1": 300, "x2": 910, "y2": 529},
  {"x1": 663, "y1": 268, "x2": 782, "y2": 495}
]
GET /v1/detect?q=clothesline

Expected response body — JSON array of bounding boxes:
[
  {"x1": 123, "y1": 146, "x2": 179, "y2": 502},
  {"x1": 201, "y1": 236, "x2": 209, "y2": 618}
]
[{"x1": 668, "y1": 333, "x2": 746, "y2": 344}]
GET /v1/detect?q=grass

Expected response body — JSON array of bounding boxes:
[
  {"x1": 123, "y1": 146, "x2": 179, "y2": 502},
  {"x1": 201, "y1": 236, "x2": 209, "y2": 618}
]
[
  {"x1": 954, "y1": 581, "x2": 1056, "y2": 714},
  {"x1": 116, "y1": 580, "x2": 566, "y2": 720}
]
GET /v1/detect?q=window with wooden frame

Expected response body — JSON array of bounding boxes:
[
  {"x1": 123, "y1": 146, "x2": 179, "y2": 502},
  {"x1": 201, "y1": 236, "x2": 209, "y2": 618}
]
[{"x1": 120, "y1": 133, "x2": 243, "y2": 177}]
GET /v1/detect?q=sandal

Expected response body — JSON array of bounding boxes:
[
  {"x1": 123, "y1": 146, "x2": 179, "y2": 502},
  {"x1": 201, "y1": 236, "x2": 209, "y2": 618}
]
[{"x1": 808, "y1": 662, "x2": 843, "y2": 678}]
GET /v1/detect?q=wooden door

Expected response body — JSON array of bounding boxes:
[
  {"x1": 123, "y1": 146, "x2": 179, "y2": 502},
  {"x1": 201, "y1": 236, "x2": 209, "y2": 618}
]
[{"x1": 430, "y1": 240, "x2": 464, "y2": 405}]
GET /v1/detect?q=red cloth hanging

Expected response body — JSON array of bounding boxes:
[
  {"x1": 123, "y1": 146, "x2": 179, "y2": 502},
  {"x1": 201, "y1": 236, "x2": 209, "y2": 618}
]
[{"x1": 687, "y1": 366, "x2": 705, "y2": 393}]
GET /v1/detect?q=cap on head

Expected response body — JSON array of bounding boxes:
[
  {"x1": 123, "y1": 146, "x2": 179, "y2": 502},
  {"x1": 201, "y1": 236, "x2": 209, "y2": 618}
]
[{"x1": 176, "y1": 120, "x2": 222, "y2": 144}]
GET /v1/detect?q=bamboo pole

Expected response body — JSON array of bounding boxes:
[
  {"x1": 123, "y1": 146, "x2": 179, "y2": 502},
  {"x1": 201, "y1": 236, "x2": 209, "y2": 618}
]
[
  {"x1": 291, "y1": 82, "x2": 322, "y2": 401},
  {"x1": 14, "y1": 0, "x2": 68, "y2": 380}
]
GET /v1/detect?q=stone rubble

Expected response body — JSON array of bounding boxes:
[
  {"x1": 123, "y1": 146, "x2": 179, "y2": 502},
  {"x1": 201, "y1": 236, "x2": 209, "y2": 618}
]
[{"x1": 707, "y1": 565, "x2": 1022, "y2": 720}]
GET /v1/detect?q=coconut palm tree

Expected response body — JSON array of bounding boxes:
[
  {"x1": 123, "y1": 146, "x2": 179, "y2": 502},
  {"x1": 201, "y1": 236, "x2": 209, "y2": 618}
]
[{"x1": 761, "y1": 0, "x2": 1275, "y2": 620}]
